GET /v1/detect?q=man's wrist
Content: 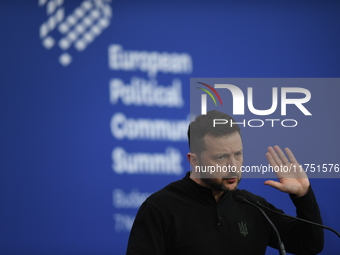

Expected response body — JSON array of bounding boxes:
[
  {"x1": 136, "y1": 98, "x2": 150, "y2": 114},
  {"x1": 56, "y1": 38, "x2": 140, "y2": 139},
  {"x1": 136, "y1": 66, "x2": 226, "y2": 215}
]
[{"x1": 290, "y1": 185, "x2": 311, "y2": 199}]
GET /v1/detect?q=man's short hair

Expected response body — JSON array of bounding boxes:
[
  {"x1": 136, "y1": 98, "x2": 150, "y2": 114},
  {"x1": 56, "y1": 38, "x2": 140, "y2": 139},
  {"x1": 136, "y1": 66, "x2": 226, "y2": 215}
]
[{"x1": 187, "y1": 110, "x2": 241, "y2": 156}]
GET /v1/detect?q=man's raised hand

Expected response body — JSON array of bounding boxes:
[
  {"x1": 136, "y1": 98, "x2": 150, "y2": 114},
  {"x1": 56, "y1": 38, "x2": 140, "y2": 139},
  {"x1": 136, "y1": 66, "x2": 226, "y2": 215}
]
[{"x1": 264, "y1": 145, "x2": 310, "y2": 197}]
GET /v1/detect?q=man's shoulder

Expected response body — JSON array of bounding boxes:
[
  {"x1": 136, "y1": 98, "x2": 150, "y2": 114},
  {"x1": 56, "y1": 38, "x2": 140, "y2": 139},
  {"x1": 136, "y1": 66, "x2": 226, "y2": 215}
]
[
  {"x1": 234, "y1": 188, "x2": 285, "y2": 213},
  {"x1": 144, "y1": 177, "x2": 187, "y2": 205}
]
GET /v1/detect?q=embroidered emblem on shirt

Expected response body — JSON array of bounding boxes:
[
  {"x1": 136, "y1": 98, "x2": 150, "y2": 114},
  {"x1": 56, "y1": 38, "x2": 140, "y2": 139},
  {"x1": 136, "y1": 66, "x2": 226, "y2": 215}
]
[{"x1": 238, "y1": 221, "x2": 248, "y2": 236}]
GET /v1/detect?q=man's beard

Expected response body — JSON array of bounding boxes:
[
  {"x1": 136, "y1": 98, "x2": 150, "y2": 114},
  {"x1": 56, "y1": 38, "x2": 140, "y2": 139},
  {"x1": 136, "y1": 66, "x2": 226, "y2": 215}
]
[
  {"x1": 196, "y1": 159, "x2": 241, "y2": 192},
  {"x1": 201, "y1": 177, "x2": 241, "y2": 192}
]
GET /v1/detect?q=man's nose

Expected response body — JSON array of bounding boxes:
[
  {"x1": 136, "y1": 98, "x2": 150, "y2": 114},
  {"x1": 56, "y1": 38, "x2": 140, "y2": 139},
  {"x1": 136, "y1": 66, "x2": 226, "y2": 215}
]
[
  {"x1": 225, "y1": 157, "x2": 237, "y2": 172},
  {"x1": 228, "y1": 156, "x2": 237, "y2": 167}
]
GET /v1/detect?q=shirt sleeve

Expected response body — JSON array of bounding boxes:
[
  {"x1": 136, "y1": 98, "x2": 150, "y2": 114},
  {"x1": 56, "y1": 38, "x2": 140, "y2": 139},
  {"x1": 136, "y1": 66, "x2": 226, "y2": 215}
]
[
  {"x1": 126, "y1": 202, "x2": 166, "y2": 255},
  {"x1": 267, "y1": 186, "x2": 324, "y2": 255}
]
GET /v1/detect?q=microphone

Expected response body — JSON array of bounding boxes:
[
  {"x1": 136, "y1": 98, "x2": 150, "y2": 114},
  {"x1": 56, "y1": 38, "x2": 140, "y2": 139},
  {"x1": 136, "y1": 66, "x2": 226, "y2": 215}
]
[
  {"x1": 235, "y1": 196, "x2": 286, "y2": 255},
  {"x1": 247, "y1": 197, "x2": 340, "y2": 238}
]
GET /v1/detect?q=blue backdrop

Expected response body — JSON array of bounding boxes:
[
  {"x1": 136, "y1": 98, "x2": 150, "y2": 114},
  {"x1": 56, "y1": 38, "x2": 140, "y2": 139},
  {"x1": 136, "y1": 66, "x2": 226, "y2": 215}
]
[{"x1": 1, "y1": 0, "x2": 339, "y2": 254}]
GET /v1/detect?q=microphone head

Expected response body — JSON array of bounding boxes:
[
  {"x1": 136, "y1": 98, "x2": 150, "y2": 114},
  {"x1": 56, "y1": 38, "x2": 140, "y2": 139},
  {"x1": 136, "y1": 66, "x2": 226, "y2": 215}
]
[
  {"x1": 235, "y1": 195, "x2": 247, "y2": 204},
  {"x1": 247, "y1": 197, "x2": 259, "y2": 204}
]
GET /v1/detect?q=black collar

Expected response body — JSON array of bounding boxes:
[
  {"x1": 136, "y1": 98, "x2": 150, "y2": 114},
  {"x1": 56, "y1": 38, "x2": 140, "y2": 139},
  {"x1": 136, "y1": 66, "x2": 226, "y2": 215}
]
[{"x1": 181, "y1": 171, "x2": 232, "y2": 204}]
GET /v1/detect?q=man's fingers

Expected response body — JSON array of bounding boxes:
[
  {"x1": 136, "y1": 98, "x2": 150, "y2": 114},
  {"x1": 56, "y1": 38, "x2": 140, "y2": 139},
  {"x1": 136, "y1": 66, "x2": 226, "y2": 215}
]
[
  {"x1": 267, "y1": 146, "x2": 283, "y2": 165},
  {"x1": 265, "y1": 152, "x2": 276, "y2": 166},
  {"x1": 284, "y1": 147, "x2": 298, "y2": 163},
  {"x1": 274, "y1": 145, "x2": 289, "y2": 164},
  {"x1": 264, "y1": 180, "x2": 284, "y2": 192}
]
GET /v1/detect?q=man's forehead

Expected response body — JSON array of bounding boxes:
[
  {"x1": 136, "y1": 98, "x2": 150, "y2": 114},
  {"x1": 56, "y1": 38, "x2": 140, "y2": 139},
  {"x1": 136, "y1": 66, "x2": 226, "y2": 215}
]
[
  {"x1": 203, "y1": 132, "x2": 241, "y2": 141},
  {"x1": 203, "y1": 132, "x2": 243, "y2": 150}
]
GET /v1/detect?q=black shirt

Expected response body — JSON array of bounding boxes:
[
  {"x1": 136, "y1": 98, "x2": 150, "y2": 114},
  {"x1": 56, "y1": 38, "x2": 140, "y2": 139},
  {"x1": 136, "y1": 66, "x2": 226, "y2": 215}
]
[{"x1": 126, "y1": 172, "x2": 324, "y2": 255}]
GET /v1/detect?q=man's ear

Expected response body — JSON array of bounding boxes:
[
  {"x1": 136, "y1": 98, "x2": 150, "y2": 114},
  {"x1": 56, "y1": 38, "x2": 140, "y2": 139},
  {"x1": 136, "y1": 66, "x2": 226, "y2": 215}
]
[{"x1": 187, "y1": 152, "x2": 199, "y2": 168}]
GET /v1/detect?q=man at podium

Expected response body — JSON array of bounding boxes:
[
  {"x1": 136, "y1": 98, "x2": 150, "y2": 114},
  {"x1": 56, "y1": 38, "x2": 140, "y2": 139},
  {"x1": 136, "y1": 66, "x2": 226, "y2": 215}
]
[{"x1": 126, "y1": 110, "x2": 324, "y2": 255}]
